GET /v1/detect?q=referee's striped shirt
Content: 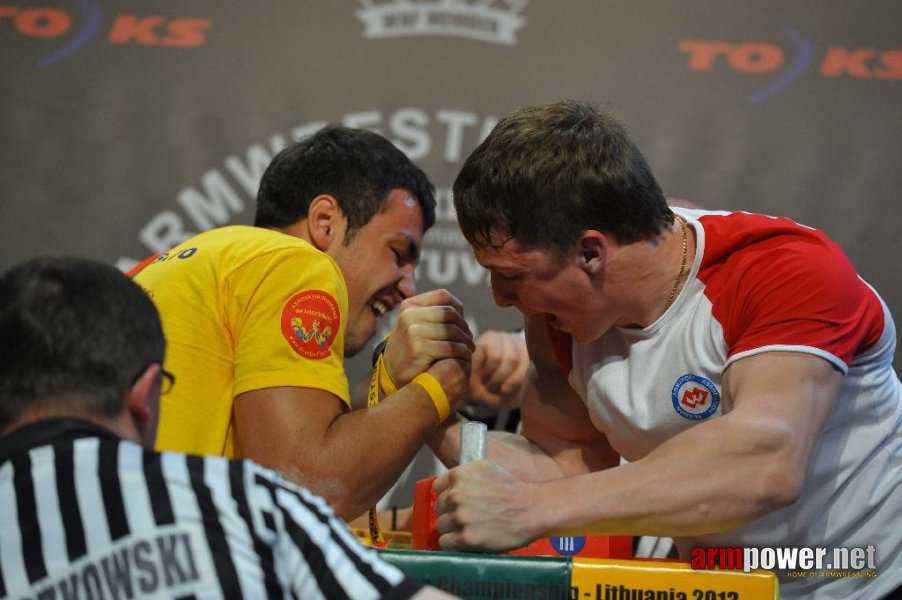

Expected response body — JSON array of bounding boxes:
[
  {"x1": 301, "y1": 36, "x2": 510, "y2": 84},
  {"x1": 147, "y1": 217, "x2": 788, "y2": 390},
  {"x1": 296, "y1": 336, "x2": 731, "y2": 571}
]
[{"x1": 0, "y1": 419, "x2": 424, "y2": 599}]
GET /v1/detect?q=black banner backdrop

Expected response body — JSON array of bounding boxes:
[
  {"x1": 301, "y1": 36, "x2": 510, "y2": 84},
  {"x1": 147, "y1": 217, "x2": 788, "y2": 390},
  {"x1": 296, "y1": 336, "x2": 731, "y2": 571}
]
[{"x1": 2, "y1": 0, "x2": 900, "y2": 382}]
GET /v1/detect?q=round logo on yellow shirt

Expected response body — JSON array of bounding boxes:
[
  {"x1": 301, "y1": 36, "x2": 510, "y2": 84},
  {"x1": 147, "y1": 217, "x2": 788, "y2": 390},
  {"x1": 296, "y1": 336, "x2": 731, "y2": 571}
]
[{"x1": 281, "y1": 290, "x2": 340, "y2": 359}]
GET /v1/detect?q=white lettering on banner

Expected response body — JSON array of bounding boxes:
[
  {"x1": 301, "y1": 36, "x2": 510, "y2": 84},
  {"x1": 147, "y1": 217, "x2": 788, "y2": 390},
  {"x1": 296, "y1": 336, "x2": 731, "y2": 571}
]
[
  {"x1": 343, "y1": 110, "x2": 383, "y2": 132},
  {"x1": 417, "y1": 249, "x2": 488, "y2": 286},
  {"x1": 436, "y1": 110, "x2": 477, "y2": 162},
  {"x1": 292, "y1": 122, "x2": 327, "y2": 142},
  {"x1": 139, "y1": 211, "x2": 193, "y2": 255},
  {"x1": 426, "y1": 228, "x2": 469, "y2": 248},
  {"x1": 225, "y1": 144, "x2": 283, "y2": 197},
  {"x1": 388, "y1": 108, "x2": 432, "y2": 161},
  {"x1": 434, "y1": 188, "x2": 457, "y2": 223},
  {"x1": 178, "y1": 169, "x2": 245, "y2": 231},
  {"x1": 338, "y1": 108, "x2": 495, "y2": 162},
  {"x1": 118, "y1": 108, "x2": 497, "y2": 275}
]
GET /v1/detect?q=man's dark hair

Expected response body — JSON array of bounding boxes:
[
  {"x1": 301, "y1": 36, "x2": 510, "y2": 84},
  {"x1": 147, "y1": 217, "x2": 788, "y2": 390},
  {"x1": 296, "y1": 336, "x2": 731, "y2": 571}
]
[
  {"x1": 453, "y1": 100, "x2": 673, "y2": 256},
  {"x1": 254, "y1": 126, "x2": 436, "y2": 240},
  {"x1": 0, "y1": 257, "x2": 165, "y2": 427}
]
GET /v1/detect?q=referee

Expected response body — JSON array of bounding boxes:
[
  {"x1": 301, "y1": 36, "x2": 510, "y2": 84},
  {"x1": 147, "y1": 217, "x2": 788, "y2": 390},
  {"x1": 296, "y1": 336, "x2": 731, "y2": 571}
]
[{"x1": 0, "y1": 257, "x2": 451, "y2": 600}]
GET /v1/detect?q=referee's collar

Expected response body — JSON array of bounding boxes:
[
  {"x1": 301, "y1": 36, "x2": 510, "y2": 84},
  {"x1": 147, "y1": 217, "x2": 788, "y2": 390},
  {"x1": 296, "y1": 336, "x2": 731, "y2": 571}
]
[{"x1": 0, "y1": 418, "x2": 120, "y2": 463}]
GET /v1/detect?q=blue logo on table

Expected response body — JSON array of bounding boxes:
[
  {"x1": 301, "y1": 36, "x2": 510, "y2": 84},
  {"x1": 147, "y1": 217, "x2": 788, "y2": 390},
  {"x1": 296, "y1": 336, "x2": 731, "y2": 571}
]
[{"x1": 551, "y1": 536, "x2": 586, "y2": 556}]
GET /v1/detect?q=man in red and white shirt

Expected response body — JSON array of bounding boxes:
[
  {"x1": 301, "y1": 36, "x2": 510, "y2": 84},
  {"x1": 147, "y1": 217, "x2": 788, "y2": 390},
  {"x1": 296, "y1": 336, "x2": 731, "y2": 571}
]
[{"x1": 429, "y1": 100, "x2": 901, "y2": 600}]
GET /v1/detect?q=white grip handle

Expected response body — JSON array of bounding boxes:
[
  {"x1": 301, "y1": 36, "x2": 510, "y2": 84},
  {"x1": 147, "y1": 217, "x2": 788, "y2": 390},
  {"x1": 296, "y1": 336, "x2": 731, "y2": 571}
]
[{"x1": 459, "y1": 421, "x2": 488, "y2": 465}]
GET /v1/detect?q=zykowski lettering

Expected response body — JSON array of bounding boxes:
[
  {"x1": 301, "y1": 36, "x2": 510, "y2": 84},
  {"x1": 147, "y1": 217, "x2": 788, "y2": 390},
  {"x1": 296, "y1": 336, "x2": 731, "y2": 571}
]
[{"x1": 25, "y1": 531, "x2": 201, "y2": 599}]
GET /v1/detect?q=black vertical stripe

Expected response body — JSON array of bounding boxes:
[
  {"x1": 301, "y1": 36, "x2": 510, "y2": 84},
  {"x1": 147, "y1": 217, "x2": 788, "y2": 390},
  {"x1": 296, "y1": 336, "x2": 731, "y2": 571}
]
[
  {"x1": 97, "y1": 440, "x2": 129, "y2": 540},
  {"x1": 186, "y1": 455, "x2": 241, "y2": 596},
  {"x1": 229, "y1": 462, "x2": 280, "y2": 600},
  {"x1": 142, "y1": 451, "x2": 175, "y2": 526},
  {"x1": 285, "y1": 483, "x2": 403, "y2": 597},
  {"x1": 280, "y1": 479, "x2": 389, "y2": 589},
  {"x1": 12, "y1": 452, "x2": 46, "y2": 583},
  {"x1": 0, "y1": 528, "x2": 7, "y2": 598},
  {"x1": 278, "y1": 505, "x2": 350, "y2": 600},
  {"x1": 54, "y1": 439, "x2": 87, "y2": 562},
  {"x1": 256, "y1": 473, "x2": 394, "y2": 599}
]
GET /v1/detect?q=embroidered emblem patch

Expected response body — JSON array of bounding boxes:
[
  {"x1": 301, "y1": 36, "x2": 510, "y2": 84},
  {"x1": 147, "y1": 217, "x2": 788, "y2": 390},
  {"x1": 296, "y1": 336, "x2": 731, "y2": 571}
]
[
  {"x1": 280, "y1": 290, "x2": 340, "y2": 360},
  {"x1": 671, "y1": 374, "x2": 721, "y2": 420}
]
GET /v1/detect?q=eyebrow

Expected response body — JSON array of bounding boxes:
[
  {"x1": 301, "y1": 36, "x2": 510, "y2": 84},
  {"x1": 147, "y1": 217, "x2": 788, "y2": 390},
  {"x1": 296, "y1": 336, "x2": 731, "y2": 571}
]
[{"x1": 401, "y1": 233, "x2": 420, "y2": 264}]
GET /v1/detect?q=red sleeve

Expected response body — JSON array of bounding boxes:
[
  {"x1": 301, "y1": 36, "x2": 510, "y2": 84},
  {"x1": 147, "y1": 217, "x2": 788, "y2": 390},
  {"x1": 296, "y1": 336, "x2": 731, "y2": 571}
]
[{"x1": 698, "y1": 213, "x2": 884, "y2": 366}]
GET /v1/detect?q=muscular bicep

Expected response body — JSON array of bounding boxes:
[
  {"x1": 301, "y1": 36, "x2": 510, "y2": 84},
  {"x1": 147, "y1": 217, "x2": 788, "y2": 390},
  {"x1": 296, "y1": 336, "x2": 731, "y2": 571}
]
[
  {"x1": 723, "y1": 351, "x2": 841, "y2": 428},
  {"x1": 719, "y1": 351, "x2": 843, "y2": 495},
  {"x1": 233, "y1": 386, "x2": 347, "y2": 486}
]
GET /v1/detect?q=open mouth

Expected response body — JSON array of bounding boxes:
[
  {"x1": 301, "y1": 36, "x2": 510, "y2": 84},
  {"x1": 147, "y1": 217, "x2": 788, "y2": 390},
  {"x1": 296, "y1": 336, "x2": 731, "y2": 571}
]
[{"x1": 371, "y1": 300, "x2": 388, "y2": 316}]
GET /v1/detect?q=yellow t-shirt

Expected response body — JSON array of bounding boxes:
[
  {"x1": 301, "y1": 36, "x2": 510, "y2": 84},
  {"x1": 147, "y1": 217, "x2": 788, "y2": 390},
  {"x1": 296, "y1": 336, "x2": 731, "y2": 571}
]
[{"x1": 134, "y1": 226, "x2": 350, "y2": 458}]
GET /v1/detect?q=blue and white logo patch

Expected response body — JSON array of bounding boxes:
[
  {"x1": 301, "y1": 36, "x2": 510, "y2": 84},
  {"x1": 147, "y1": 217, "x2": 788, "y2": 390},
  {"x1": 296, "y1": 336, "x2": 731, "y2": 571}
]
[
  {"x1": 671, "y1": 374, "x2": 720, "y2": 420},
  {"x1": 551, "y1": 536, "x2": 586, "y2": 556}
]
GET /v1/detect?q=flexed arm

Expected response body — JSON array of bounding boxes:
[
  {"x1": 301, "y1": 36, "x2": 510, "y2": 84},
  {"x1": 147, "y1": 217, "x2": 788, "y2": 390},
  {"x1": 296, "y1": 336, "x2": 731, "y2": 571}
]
[{"x1": 235, "y1": 289, "x2": 474, "y2": 521}]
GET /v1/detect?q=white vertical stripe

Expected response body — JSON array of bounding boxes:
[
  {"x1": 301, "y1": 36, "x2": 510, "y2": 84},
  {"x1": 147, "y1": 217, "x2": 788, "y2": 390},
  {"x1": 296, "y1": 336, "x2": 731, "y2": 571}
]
[
  {"x1": 160, "y1": 452, "x2": 202, "y2": 523},
  {"x1": 294, "y1": 483, "x2": 406, "y2": 586},
  {"x1": 0, "y1": 461, "x2": 28, "y2": 593},
  {"x1": 275, "y1": 486, "x2": 383, "y2": 600},
  {"x1": 203, "y1": 457, "x2": 262, "y2": 599},
  {"x1": 319, "y1": 499, "x2": 407, "y2": 585},
  {"x1": 271, "y1": 487, "x2": 330, "y2": 600},
  {"x1": 30, "y1": 445, "x2": 68, "y2": 577},
  {"x1": 117, "y1": 441, "x2": 155, "y2": 535},
  {"x1": 72, "y1": 437, "x2": 110, "y2": 553},
  {"x1": 158, "y1": 452, "x2": 225, "y2": 599},
  {"x1": 244, "y1": 467, "x2": 321, "y2": 599}
]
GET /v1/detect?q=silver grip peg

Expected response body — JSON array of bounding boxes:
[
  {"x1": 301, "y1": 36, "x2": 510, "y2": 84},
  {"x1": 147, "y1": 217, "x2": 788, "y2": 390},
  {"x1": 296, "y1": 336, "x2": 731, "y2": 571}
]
[{"x1": 459, "y1": 421, "x2": 488, "y2": 465}]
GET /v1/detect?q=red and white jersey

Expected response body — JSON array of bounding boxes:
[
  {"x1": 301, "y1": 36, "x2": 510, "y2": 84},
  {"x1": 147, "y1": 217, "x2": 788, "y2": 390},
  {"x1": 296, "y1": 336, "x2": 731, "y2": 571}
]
[{"x1": 566, "y1": 210, "x2": 902, "y2": 599}]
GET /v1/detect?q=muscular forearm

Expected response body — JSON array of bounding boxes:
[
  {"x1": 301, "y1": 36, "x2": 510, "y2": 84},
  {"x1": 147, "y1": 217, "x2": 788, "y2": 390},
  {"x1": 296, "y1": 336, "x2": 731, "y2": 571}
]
[
  {"x1": 310, "y1": 385, "x2": 443, "y2": 520},
  {"x1": 435, "y1": 352, "x2": 840, "y2": 553},
  {"x1": 238, "y1": 382, "x2": 443, "y2": 521},
  {"x1": 539, "y1": 353, "x2": 842, "y2": 539},
  {"x1": 428, "y1": 415, "x2": 597, "y2": 482},
  {"x1": 434, "y1": 415, "x2": 805, "y2": 553},
  {"x1": 532, "y1": 415, "x2": 803, "y2": 539}
]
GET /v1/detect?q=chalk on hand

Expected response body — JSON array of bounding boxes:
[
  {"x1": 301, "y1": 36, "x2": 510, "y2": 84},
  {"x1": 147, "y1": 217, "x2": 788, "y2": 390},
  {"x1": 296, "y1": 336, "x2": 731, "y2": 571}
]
[{"x1": 459, "y1": 421, "x2": 488, "y2": 465}]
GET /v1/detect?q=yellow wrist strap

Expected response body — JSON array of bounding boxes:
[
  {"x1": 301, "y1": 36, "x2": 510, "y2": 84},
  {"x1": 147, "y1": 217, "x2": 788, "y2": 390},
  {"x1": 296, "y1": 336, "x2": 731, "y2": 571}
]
[
  {"x1": 376, "y1": 352, "x2": 397, "y2": 396},
  {"x1": 365, "y1": 361, "x2": 386, "y2": 546},
  {"x1": 412, "y1": 372, "x2": 451, "y2": 422}
]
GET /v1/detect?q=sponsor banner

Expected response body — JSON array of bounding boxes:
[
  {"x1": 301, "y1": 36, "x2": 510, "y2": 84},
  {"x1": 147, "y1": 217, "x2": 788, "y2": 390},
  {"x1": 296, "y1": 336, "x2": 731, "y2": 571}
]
[
  {"x1": 572, "y1": 558, "x2": 778, "y2": 600},
  {"x1": 2, "y1": 0, "x2": 900, "y2": 376},
  {"x1": 691, "y1": 545, "x2": 878, "y2": 578}
]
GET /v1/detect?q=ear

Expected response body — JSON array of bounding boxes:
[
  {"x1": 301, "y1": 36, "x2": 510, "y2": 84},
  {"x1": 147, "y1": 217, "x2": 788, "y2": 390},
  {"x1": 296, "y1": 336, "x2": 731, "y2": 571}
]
[
  {"x1": 306, "y1": 194, "x2": 343, "y2": 251},
  {"x1": 578, "y1": 230, "x2": 606, "y2": 275},
  {"x1": 126, "y1": 363, "x2": 161, "y2": 447}
]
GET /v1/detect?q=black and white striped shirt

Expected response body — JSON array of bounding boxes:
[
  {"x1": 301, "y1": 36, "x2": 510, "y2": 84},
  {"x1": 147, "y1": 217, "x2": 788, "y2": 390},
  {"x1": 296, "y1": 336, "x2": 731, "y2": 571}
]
[{"x1": 0, "y1": 419, "x2": 423, "y2": 599}]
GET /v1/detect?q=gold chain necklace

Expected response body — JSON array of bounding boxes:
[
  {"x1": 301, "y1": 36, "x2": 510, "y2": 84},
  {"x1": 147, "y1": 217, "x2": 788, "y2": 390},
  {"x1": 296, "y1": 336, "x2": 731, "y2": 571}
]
[{"x1": 664, "y1": 215, "x2": 688, "y2": 312}]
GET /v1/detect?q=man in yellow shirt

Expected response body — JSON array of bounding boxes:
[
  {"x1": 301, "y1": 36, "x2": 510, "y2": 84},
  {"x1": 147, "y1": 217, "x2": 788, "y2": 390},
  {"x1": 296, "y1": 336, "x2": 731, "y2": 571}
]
[{"x1": 134, "y1": 126, "x2": 473, "y2": 521}]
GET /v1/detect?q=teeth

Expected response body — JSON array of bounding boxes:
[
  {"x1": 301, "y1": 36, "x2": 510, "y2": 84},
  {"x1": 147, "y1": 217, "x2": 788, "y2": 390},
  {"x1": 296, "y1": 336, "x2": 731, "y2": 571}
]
[{"x1": 372, "y1": 301, "x2": 387, "y2": 316}]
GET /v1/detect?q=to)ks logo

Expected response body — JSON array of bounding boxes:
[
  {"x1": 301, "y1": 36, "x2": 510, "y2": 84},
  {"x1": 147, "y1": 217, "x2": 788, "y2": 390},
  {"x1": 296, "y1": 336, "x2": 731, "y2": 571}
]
[
  {"x1": 671, "y1": 374, "x2": 720, "y2": 420},
  {"x1": 1, "y1": 1, "x2": 212, "y2": 69}
]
